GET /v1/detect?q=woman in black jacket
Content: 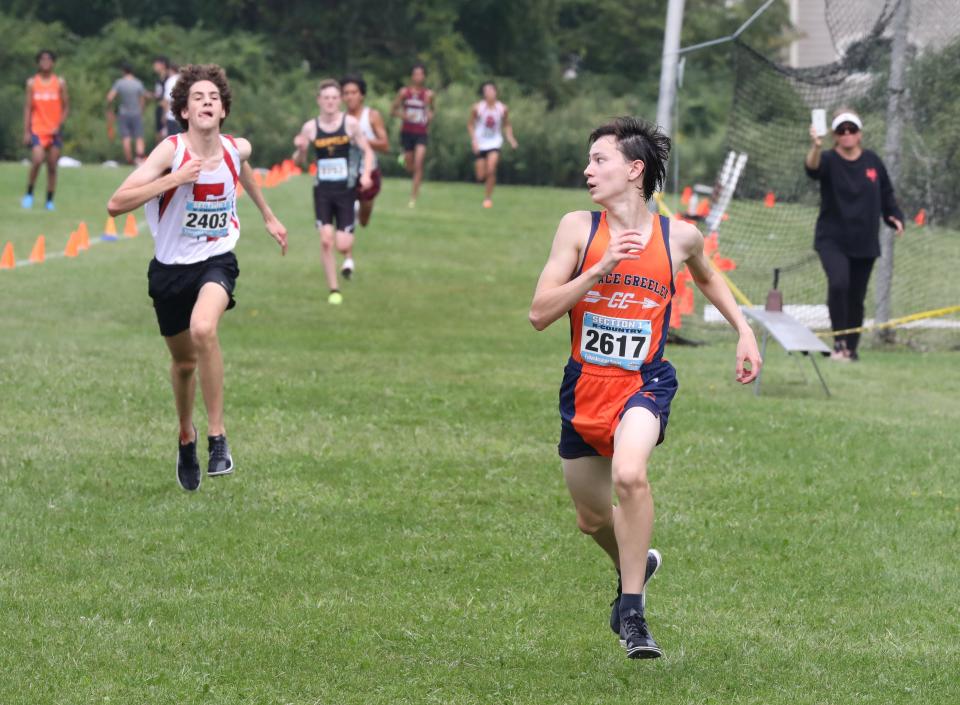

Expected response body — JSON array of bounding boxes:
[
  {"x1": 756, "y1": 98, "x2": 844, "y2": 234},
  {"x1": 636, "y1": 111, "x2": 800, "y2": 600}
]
[{"x1": 805, "y1": 109, "x2": 904, "y2": 361}]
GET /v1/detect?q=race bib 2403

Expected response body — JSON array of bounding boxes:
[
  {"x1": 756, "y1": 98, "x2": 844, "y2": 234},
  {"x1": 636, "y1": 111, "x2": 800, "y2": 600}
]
[{"x1": 182, "y1": 198, "x2": 231, "y2": 239}]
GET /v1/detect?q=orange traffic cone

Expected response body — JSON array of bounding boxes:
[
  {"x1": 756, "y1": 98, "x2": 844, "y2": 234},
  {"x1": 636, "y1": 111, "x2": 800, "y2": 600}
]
[
  {"x1": 123, "y1": 213, "x2": 138, "y2": 237},
  {"x1": 102, "y1": 216, "x2": 118, "y2": 241},
  {"x1": 764, "y1": 191, "x2": 776, "y2": 208},
  {"x1": 29, "y1": 235, "x2": 46, "y2": 263},
  {"x1": 914, "y1": 209, "x2": 926, "y2": 226},
  {"x1": 680, "y1": 186, "x2": 693, "y2": 206},
  {"x1": 0, "y1": 242, "x2": 15, "y2": 269},
  {"x1": 78, "y1": 226, "x2": 89, "y2": 251},
  {"x1": 64, "y1": 231, "x2": 79, "y2": 257}
]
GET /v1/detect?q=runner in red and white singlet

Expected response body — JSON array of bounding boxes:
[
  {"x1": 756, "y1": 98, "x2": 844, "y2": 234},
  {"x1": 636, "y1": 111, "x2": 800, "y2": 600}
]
[
  {"x1": 107, "y1": 64, "x2": 287, "y2": 492},
  {"x1": 530, "y1": 117, "x2": 761, "y2": 660},
  {"x1": 467, "y1": 81, "x2": 518, "y2": 208}
]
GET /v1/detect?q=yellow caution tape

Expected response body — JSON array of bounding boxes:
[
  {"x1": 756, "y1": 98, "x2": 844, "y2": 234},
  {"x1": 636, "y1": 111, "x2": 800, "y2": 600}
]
[{"x1": 815, "y1": 304, "x2": 960, "y2": 338}]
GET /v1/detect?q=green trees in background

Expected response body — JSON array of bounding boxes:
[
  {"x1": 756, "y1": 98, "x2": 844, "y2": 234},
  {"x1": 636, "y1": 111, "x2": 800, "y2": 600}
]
[{"x1": 0, "y1": 0, "x2": 792, "y2": 187}]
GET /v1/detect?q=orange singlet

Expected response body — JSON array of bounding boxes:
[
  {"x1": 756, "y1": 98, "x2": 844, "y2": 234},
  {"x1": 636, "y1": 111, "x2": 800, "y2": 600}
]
[
  {"x1": 30, "y1": 73, "x2": 63, "y2": 148},
  {"x1": 558, "y1": 211, "x2": 679, "y2": 459}
]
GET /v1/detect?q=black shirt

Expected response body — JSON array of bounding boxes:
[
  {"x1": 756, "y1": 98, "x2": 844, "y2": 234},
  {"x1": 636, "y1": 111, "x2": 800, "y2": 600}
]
[{"x1": 805, "y1": 148, "x2": 904, "y2": 258}]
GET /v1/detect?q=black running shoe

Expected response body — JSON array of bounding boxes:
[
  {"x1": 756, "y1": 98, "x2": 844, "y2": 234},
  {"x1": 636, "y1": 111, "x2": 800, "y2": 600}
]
[
  {"x1": 176, "y1": 425, "x2": 200, "y2": 491},
  {"x1": 207, "y1": 435, "x2": 234, "y2": 476},
  {"x1": 620, "y1": 608, "x2": 663, "y2": 659},
  {"x1": 610, "y1": 548, "x2": 662, "y2": 636}
]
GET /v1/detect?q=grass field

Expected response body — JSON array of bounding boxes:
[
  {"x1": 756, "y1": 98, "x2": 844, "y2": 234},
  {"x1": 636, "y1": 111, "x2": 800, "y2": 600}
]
[{"x1": 1, "y1": 162, "x2": 959, "y2": 704}]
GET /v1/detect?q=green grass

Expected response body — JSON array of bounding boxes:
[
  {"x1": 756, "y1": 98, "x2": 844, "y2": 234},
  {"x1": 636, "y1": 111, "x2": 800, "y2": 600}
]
[{"x1": 1, "y1": 162, "x2": 959, "y2": 704}]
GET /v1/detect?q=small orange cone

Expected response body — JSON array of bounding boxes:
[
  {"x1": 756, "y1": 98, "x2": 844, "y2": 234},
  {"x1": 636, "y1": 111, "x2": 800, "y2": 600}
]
[
  {"x1": 64, "y1": 231, "x2": 79, "y2": 257},
  {"x1": 695, "y1": 199, "x2": 711, "y2": 217},
  {"x1": 29, "y1": 235, "x2": 46, "y2": 263},
  {"x1": 78, "y1": 226, "x2": 89, "y2": 251},
  {"x1": 914, "y1": 209, "x2": 926, "y2": 226},
  {"x1": 103, "y1": 216, "x2": 118, "y2": 241},
  {"x1": 123, "y1": 213, "x2": 138, "y2": 237},
  {"x1": 680, "y1": 186, "x2": 693, "y2": 206},
  {"x1": 0, "y1": 242, "x2": 15, "y2": 269},
  {"x1": 764, "y1": 191, "x2": 776, "y2": 208},
  {"x1": 308, "y1": 163, "x2": 317, "y2": 177}
]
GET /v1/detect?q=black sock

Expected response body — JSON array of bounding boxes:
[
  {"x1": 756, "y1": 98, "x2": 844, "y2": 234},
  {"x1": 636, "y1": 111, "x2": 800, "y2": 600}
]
[
  {"x1": 46, "y1": 191, "x2": 53, "y2": 203},
  {"x1": 26, "y1": 185, "x2": 34, "y2": 196},
  {"x1": 619, "y1": 593, "x2": 643, "y2": 619}
]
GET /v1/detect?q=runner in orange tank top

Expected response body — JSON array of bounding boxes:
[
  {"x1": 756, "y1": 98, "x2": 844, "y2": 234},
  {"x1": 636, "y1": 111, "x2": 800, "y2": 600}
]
[
  {"x1": 22, "y1": 49, "x2": 69, "y2": 210},
  {"x1": 530, "y1": 117, "x2": 762, "y2": 660}
]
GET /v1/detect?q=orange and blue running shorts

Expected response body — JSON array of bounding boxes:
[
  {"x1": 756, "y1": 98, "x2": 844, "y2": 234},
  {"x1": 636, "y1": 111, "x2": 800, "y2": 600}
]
[{"x1": 558, "y1": 357, "x2": 678, "y2": 459}]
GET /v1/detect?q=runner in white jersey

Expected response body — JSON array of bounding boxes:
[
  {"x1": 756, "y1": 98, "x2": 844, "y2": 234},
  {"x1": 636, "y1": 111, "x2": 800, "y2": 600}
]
[
  {"x1": 107, "y1": 64, "x2": 288, "y2": 492},
  {"x1": 468, "y1": 81, "x2": 517, "y2": 209},
  {"x1": 341, "y1": 74, "x2": 390, "y2": 278}
]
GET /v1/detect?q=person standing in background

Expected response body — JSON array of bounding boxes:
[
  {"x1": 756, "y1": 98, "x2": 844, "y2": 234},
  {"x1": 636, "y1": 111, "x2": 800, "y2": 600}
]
[
  {"x1": 106, "y1": 61, "x2": 146, "y2": 164},
  {"x1": 805, "y1": 109, "x2": 904, "y2": 361},
  {"x1": 22, "y1": 49, "x2": 68, "y2": 211}
]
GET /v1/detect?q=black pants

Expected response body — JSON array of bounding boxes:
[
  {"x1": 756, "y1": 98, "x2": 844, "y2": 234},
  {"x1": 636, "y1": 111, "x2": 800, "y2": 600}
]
[{"x1": 817, "y1": 244, "x2": 875, "y2": 352}]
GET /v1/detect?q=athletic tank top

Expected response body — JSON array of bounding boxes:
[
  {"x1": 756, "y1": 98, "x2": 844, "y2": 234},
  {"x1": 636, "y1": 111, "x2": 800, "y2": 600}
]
[
  {"x1": 313, "y1": 115, "x2": 353, "y2": 191},
  {"x1": 400, "y1": 87, "x2": 430, "y2": 134},
  {"x1": 144, "y1": 134, "x2": 241, "y2": 265},
  {"x1": 358, "y1": 107, "x2": 378, "y2": 169},
  {"x1": 473, "y1": 101, "x2": 505, "y2": 151},
  {"x1": 30, "y1": 74, "x2": 63, "y2": 136},
  {"x1": 569, "y1": 212, "x2": 674, "y2": 371}
]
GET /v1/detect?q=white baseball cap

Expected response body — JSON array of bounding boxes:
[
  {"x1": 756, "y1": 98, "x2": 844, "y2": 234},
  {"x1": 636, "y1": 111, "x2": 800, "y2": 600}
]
[{"x1": 831, "y1": 112, "x2": 863, "y2": 131}]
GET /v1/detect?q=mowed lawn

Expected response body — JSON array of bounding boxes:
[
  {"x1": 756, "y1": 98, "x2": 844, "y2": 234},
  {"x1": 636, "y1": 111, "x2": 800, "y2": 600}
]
[{"x1": 1, "y1": 162, "x2": 958, "y2": 705}]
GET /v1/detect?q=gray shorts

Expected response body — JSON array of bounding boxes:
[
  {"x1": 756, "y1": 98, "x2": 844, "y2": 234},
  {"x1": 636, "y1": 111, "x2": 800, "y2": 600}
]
[{"x1": 118, "y1": 113, "x2": 143, "y2": 139}]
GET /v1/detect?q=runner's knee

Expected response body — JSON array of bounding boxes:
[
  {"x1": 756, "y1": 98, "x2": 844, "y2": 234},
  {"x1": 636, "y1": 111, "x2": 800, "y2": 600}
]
[
  {"x1": 612, "y1": 461, "x2": 650, "y2": 498},
  {"x1": 576, "y1": 507, "x2": 613, "y2": 535},
  {"x1": 189, "y1": 317, "x2": 218, "y2": 347},
  {"x1": 171, "y1": 356, "x2": 197, "y2": 378}
]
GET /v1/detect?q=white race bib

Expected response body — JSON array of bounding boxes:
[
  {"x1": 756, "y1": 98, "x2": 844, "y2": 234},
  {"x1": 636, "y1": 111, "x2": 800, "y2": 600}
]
[
  {"x1": 316, "y1": 157, "x2": 348, "y2": 182},
  {"x1": 580, "y1": 313, "x2": 652, "y2": 370},
  {"x1": 182, "y1": 198, "x2": 231, "y2": 239}
]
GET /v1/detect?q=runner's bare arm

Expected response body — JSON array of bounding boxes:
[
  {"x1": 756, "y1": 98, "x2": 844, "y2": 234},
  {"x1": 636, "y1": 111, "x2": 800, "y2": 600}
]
[
  {"x1": 238, "y1": 152, "x2": 288, "y2": 256},
  {"x1": 675, "y1": 220, "x2": 762, "y2": 383},
  {"x1": 503, "y1": 107, "x2": 518, "y2": 149},
  {"x1": 426, "y1": 90, "x2": 435, "y2": 124},
  {"x1": 390, "y1": 90, "x2": 404, "y2": 119},
  {"x1": 368, "y1": 109, "x2": 390, "y2": 153},
  {"x1": 106, "y1": 140, "x2": 193, "y2": 215},
  {"x1": 293, "y1": 120, "x2": 314, "y2": 166},
  {"x1": 467, "y1": 105, "x2": 478, "y2": 151},
  {"x1": 346, "y1": 116, "x2": 374, "y2": 187},
  {"x1": 530, "y1": 212, "x2": 648, "y2": 330},
  {"x1": 59, "y1": 77, "x2": 69, "y2": 125},
  {"x1": 23, "y1": 79, "x2": 33, "y2": 144}
]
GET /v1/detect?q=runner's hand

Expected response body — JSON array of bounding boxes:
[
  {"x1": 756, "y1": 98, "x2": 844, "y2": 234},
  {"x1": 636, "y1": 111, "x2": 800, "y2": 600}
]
[
  {"x1": 809, "y1": 124, "x2": 822, "y2": 148},
  {"x1": 887, "y1": 216, "x2": 904, "y2": 235},
  {"x1": 293, "y1": 134, "x2": 308, "y2": 149},
  {"x1": 266, "y1": 215, "x2": 288, "y2": 256},
  {"x1": 509, "y1": 137, "x2": 518, "y2": 149},
  {"x1": 735, "y1": 332, "x2": 762, "y2": 384},
  {"x1": 174, "y1": 159, "x2": 203, "y2": 186},
  {"x1": 596, "y1": 229, "x2": 647, "y2": 276}
]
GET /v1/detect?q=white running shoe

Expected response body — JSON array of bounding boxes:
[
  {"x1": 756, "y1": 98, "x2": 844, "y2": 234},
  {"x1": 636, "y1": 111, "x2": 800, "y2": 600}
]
[{"x1": 341, "y1": 257, "x2": 355, "y2": 280}]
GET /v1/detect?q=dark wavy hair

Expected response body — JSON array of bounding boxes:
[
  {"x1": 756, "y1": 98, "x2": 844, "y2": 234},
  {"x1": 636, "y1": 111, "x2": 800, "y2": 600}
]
[
  {"x1": 340, "y1": 74, "x2": 366, "y2": 96},
  {"x1": 171, "y1": 64, "x2": 232, "y2": 131},
  {"x1": 588, "y1": 117, "x2": 671, "y2": 200}
]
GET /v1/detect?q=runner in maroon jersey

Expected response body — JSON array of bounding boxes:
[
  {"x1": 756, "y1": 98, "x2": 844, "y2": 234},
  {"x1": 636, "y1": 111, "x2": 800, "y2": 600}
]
[{"x1": 391, "y1": 63, "x2": 434, "y2": 208}]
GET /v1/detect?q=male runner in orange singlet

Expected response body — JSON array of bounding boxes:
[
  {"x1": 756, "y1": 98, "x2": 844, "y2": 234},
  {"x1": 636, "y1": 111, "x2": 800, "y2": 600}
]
[
  {"x1": 22, "y1": 49, "x2": 69, "y2": 211},
  {"x1": 530, "y1": 117, "x2": 761, "y2": 659}
]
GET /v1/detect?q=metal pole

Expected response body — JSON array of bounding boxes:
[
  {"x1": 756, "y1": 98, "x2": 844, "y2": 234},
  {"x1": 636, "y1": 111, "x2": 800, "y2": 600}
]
[
  {"x1": 656, "y1": 0, "x2": 686, "y2": 136},
  {"x1": 875, "y1": 0, "x2": 911, "y2": 343}
]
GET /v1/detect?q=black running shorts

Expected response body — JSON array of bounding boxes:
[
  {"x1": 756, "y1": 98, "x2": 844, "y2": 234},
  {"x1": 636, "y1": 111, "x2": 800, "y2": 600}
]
[
  {"x1": 314, "y1": 186, "x2": 356, "y2": 232},
  {"x1": 147, "y1": 252, "x2": 239, "y2": 337}
]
